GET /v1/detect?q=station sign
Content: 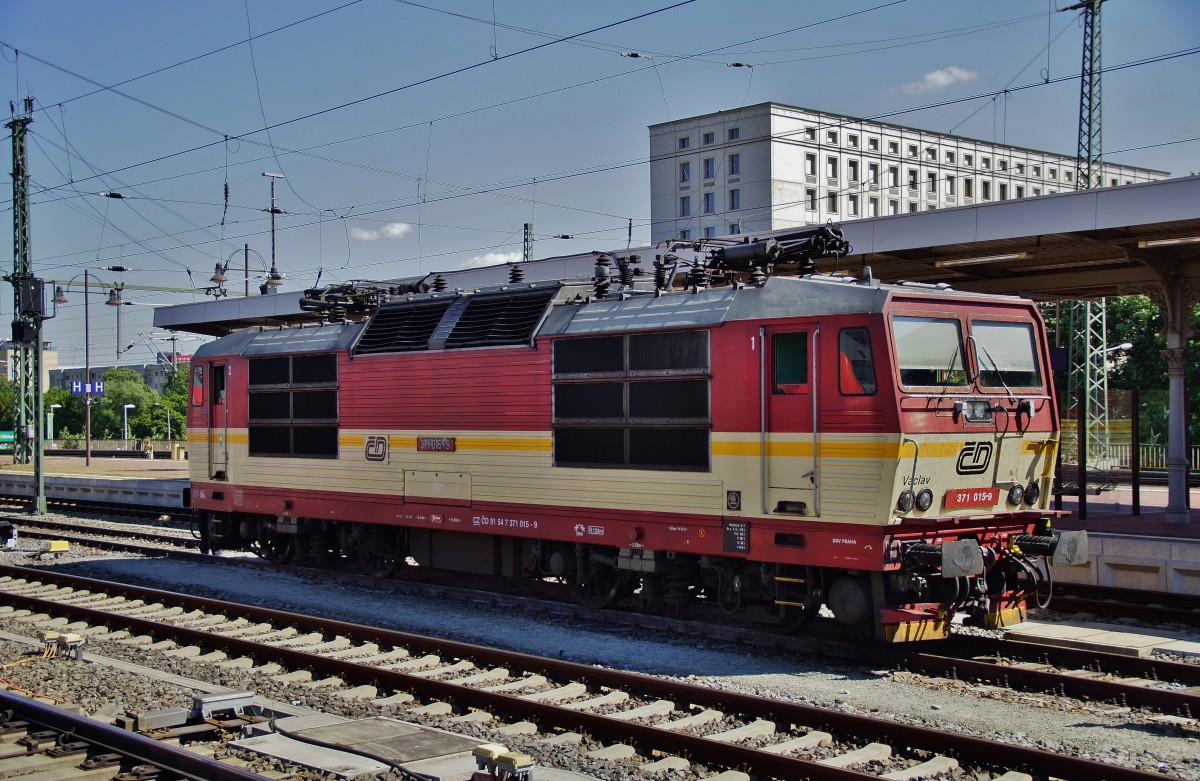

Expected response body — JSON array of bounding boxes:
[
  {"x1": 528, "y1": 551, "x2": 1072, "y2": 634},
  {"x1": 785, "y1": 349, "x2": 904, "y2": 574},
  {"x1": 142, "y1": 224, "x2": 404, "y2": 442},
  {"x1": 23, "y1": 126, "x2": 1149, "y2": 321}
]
[{"x1": 70, "y1": 380, "x2": 104, "y2": 395}]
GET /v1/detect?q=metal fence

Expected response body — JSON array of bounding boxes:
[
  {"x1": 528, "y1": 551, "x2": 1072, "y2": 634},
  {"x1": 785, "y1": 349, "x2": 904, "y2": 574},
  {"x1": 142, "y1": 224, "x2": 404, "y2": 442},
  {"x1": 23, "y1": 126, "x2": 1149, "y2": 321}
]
[{"x1": 1106, "y1": 443, "x2": 1200, "y2": 471}]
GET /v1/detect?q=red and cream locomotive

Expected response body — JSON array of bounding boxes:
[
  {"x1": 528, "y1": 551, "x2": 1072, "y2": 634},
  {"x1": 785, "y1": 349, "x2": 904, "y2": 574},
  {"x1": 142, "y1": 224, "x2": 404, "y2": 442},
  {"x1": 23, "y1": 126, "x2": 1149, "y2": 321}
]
[{"x1": 188, "y1": 225, "x2": 1084, "y2": 641}]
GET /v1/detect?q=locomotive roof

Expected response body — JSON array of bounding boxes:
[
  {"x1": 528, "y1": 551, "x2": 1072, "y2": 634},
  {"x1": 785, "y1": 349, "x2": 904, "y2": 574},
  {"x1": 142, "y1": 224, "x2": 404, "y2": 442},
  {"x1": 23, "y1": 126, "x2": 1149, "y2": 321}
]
[{"x1": 194, "y1": 274, "x2": 1024, "y2": 358}]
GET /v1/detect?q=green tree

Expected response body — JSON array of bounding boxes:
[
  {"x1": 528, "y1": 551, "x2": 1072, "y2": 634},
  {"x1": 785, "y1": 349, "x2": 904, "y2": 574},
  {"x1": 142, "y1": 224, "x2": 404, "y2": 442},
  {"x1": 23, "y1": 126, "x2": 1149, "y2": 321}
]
[
  {"x1": 90, "y1": 367, "x2": 159, "y2": 440},
  {"x1": 43, "y1": 386, "x2": 75, "y2": 439},
  {"x1": 0, "y1": 376, "x2": 15, "y2": 431},
  {"x1": 149, "y1": 362, "x2": 189, "y2": 440}
]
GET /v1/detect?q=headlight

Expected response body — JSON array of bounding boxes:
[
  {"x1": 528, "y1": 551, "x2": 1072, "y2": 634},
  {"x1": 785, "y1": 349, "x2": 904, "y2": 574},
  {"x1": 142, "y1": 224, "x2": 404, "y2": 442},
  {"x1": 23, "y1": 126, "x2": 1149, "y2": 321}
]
[
  {"x1": 954, "y1": 399, "x2": 993, "y2": 423},
  {"x1": 1007, "y1": 484, "x2": 1025, "y2": 506},
  {"x1": 916, "y1": 488, "x2": 934, "y2": 511},
  {"x1": 897, "y1": 490, "x2": 915, "y2": 513},
  {"x1": 1025, "y1": 480, "x2": 1040, "y2": 506}
]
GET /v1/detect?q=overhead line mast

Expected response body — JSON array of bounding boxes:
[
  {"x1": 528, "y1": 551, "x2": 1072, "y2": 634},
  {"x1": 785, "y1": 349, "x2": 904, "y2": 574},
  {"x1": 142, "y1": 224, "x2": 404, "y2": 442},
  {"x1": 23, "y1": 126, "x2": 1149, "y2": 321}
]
[{"x1": 1063, "y1": 0, "x2": 1110, "y2": 470}]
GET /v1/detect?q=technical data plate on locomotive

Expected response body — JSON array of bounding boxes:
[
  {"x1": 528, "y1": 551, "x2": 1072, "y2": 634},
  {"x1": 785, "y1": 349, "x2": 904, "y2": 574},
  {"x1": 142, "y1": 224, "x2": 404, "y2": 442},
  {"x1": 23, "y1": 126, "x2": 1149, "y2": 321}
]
[
  {"x1": 943, "y1": 487, "x2": 1001, "y2": 509},
  {"x1": 723, "y1": 520, "x2": 750, "y2": 553}
]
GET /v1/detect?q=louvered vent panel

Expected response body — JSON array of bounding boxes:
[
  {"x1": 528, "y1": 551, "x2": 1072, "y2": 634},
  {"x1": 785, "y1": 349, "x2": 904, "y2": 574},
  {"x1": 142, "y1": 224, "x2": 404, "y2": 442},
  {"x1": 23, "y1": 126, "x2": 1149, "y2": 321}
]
[
  {"x1": 354, "y1": 300, "x2": 453, "y2": 355},
  {"x1": 445, "y1": 289, "x2": 557, "y2": 348}
]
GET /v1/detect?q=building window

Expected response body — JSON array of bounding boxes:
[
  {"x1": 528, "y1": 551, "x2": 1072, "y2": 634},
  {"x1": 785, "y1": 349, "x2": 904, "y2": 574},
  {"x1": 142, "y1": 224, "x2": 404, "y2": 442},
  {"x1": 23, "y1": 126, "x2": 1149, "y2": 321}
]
[
  {"x1": 848, "y1": 159, "x2": 859, "y2": 182},
  {"x1": 680, "y1": 162, "x2": 691, "y2": 183},
  {"x1": 703, "y1": 192, "x2": 715, "y2": 213},
  {"x1": 1110, "y1": 178, "x2": 1118, "y2": 186},
  {"x1": 868, "y1": 137, "x2": 879, "y2": 151},
  {"x1": 964, "y1": 153, "x2": 973, "y2": 166},
  {"x1": 806, "y1": 189, "x2": 817, "y2": 210},
  {"x1": 908, "y1": 169, "x2": 918, "y2": 190},
  {"x1": 982, "y1": 157, "x2": 991, "y2": 170},
  {"x1": 827, "y1": 192, "x2": 838, "y2": 212},
  {"x1": 703, "y1": 158, "x2": 715, "y2": 179},
  {"x1": 848, "y1": 194, "x2": 859, "y2": 216},
  {"x1": 1033, "y1": 187, "x2": 1041, "y2": 196},
  {"x1": 998, "y1": 160, "x2": 1007, "y2": 172},
  {"x1": 927, "y1": 172, "x2": 937, "y2": 193},
  {"x1": 868, "y1": 162, "x2": 878, "y2": 184},
  {"x1": 1065, "y1": 171, "x2": 1073, "y2": 182},
  {"x1": 729, "y1": 223, "x2": 741, "y2": 235},
  {"x1": 945, "y1": 151, "x2": 955, "y2": 164},
  {"x1": 679, "y1": 195, "x2": 691, "y2": 216},
  {"x1": 999, "y1": 183, "x2": 1008, "y2": 200},
  {"x1": 827, "y1": 130, "x2": 838, "y2": 144},
  {"x1": 907, "y1": 144, "x2": 918, "y2": 158},
  {"x1": 826, "y1": 156, "x2": 838, "y2": 179},
  {"x1": 1048, "y1": 167, "x2": 1057, "y2": 180},
  {"x1": 702, "y1": 131, "x2": 715, "y2": 145},
  {"x1": 945, "y1": 176, "x2": 956, "y2": 195},
  {"x1": 982, "y1": 181, "x2": 991, "y2": 200},
  {"x1": 678, "y1": 137, "x2": 690, "y2": 150},
  {"x1": 728, "y1": 127, "x2": 740, "y2": 141},
  {"x1": 704, "y1": 226, "x2": 716, "y2": 238},
  {"x1": 888, "y1": 166, "x2": 899, "y2": 187},
  {"x1": 908, "y1": 202, "x2": 918, "y2": 213},
  {"x1": 848, "y1": 134, "x2": 859, "y2": 148},
  {"x1": 1033, "y1": 165, "x2": 1041, "y2": 177},
  {"x1": 1016, "y1": 163, "x2": 1025, "y2": 174},
  {"x1": 964, "y1": 178, "x2": 974, "y2": 197},
  {"x1": 888, "y1": 141, "x2": 899, "y2": 154},
  {"x1": 679, "y1": 229, "x2": 691, "y2": 240},
  {"x1": 868, "y1": 197, "x2": 879, "y2": 217},
  {"x1": 888, "y1": 200, "x2": 898, "y2": 215},
  {"x1": 728, "y1": 153, "x2": 740, "y2": 175},
  {"x1": 925, "y1": 147, "x2": 936, "y2": 160},
  {"x1": 805, "y1": 154, "x2": 816, "y2": 176},
  {"x1": 729, "y1": 189, "x2": 741, "y2": 210},
  {"x1": 805, "y1": 127, "x2": 816, "y2": 140},
  {"x1": 1016, "y1": 185, "x2": 1025, "y2": 198}
]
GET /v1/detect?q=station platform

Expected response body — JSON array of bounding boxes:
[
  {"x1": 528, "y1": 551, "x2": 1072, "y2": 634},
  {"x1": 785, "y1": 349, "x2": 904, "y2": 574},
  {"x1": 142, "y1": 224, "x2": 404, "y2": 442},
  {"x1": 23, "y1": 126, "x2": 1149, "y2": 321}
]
[
  {"x1": 1051, "y1": 485, "x2": 1200, "y2": 595},
  {"x1": 0, "y1": 455, "x2": 189, "y2": 509}
]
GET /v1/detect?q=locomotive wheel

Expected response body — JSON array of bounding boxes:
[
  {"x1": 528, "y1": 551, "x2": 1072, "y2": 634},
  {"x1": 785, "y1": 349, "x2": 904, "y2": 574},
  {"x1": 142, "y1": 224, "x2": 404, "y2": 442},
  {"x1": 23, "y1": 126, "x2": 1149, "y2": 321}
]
[
  {"x1": 775, "y1": 565, "x2": 823, "y2": 633},
  {"x1": 566, "y1": 564, "x2": 631, "y2": 610},
  {"x1": 359, "y1": 550, "x2": 400, "y2": 579},
  {"x1": 255, "y1": 529, "x2": 296, "y2": 565}
]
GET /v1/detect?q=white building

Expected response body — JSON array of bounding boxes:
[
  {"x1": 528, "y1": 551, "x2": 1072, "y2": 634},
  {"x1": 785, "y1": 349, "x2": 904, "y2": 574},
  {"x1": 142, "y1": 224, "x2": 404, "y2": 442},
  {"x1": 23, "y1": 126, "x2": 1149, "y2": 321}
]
[{"x1": 649, "y1": 102, "x2": 1169, "y2": 244}]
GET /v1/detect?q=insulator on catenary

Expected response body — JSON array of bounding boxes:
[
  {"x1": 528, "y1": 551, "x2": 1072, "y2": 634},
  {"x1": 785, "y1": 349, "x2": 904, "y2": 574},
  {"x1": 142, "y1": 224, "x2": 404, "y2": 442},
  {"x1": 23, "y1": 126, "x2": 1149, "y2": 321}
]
[
  {"x1": 617, "y1": 257, "x2": 634, "y2": 287},
  {"x1": 432, "y1": 274, "x2": 447, "y2": 292},
  {"x1": 688, "y1": 264, "x2": 709, "y2": 289},
  {"x1": 508, "y1": 263, "x2": 525, "y2": 283}
]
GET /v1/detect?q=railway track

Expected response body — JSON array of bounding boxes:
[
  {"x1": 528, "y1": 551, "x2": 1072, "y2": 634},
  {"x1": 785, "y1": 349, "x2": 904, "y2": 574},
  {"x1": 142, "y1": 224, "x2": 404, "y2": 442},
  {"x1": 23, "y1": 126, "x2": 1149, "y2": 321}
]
[
  {"x1": 0, "y1": 690, "x2": 272, "y2": 780},
  {"x1": 0, "y1": 564, "x2": 1182, "y2": 780},
  {"x1": 8, "y1": 514, "x2": 1200, "y2": 718},
  {"x1": 1043, "y1": 582, "x2": 1200, "y2": 627}
]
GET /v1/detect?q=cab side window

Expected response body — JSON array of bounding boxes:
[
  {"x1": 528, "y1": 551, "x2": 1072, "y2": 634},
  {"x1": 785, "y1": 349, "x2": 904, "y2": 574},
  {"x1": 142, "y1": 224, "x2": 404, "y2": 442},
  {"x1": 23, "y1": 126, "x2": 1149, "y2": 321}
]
[
  {"x1": 838, "y1": 327, "x2": 877, "y2": 395},
  {"x1": 190, "y1": 365, "x2": 205, "y2": 406},
  {"x1": 773, "y1": 332, "x2": 808, "y2": 393}
]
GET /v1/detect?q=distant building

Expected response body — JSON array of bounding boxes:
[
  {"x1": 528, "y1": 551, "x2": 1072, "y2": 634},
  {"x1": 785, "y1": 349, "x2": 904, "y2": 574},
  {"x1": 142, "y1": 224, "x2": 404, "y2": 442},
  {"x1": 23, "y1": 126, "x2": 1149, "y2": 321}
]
[
  {"x1": 0, "y1": 341, "x2": 59, "y2": 389},
  {"x1": 650, "y1": 102, "x2": 1170, "y2": 243}
]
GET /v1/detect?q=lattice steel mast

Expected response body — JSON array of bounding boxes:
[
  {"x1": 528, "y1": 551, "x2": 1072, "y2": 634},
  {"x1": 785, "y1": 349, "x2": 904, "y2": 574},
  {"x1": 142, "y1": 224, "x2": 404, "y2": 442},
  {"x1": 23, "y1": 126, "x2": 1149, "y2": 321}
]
[{"x1": 1063, "y1": 0, "x2": 1110, "y2": 466}]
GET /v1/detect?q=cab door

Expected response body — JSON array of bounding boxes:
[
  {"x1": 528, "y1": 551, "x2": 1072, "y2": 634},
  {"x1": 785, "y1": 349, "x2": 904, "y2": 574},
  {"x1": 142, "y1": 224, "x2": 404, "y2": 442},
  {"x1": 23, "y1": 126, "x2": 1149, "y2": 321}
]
[
  {"x1": 208, "y1": 363, "x2": 229, "y2": 480},
  {"x1": 763, "y1": 326, "x2": 819, "y2": 513}
]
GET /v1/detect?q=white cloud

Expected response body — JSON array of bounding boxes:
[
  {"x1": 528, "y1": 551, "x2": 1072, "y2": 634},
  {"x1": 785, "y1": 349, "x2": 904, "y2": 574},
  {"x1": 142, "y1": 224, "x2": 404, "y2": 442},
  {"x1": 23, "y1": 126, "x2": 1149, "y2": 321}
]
[
  {"x1": 461, "y1": 250, "x2": 522, "y2": 269},
  {"x1": 900, "y1": 65, "x2": 978, "y2": 95},
  {"x1": 349, "y1": 222, "x2": 412, "y2": 241}
]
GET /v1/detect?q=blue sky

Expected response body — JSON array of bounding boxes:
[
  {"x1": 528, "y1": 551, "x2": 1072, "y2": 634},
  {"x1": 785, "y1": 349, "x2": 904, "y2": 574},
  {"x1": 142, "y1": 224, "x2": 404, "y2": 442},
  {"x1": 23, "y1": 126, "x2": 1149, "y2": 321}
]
[{"x1": 2, "y1": 0, "x2": 1198, "y2": 367}]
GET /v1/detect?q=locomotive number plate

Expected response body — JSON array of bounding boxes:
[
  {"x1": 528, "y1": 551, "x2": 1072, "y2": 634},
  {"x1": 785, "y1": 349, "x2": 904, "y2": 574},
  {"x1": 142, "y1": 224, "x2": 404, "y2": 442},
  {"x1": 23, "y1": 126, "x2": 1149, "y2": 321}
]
[{"x1": 944, "y1": 487, "x2": 1000, "y2": 509}]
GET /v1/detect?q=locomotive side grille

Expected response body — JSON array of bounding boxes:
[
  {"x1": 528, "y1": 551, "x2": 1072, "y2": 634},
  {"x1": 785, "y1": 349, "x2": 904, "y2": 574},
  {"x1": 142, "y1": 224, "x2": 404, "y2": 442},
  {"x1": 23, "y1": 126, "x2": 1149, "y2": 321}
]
[
  {"x1": 552, "y1": 330, "x2": 712, "y2": 472},
  {"x1": 444, "y1": 288, "x2": 558, "y2": 348},
  {"x1": 247, "y1": 353, "x2": 339, "y2": 459},
  {"x1": 354, "y1": 300, "x2": 454, "y2": 355}
]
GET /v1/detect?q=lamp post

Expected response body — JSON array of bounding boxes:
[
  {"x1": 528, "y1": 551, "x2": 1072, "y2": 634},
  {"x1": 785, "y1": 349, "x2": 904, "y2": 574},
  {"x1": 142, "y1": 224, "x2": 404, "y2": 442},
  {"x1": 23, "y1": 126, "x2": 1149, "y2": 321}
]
[
  {"x1": 47, "y1": 403, "x2": 61, "y2": 442},
  {"x1": 122, "y1": 404, "x2": 135, "y2": 442},
  {"x1": 154, "y1": 402, "x2": 171, "y2": 441}
]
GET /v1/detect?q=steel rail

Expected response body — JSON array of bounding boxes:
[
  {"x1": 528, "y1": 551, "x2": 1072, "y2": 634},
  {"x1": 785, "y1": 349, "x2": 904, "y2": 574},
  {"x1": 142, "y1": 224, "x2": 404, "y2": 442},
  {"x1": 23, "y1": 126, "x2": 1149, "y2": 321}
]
[
  {"x1": 0, "y1": 566, "x2": 1174, "y2": 781},
  {"x1": 0, "y1": 691, "x2": 270, "y2": 781}
]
